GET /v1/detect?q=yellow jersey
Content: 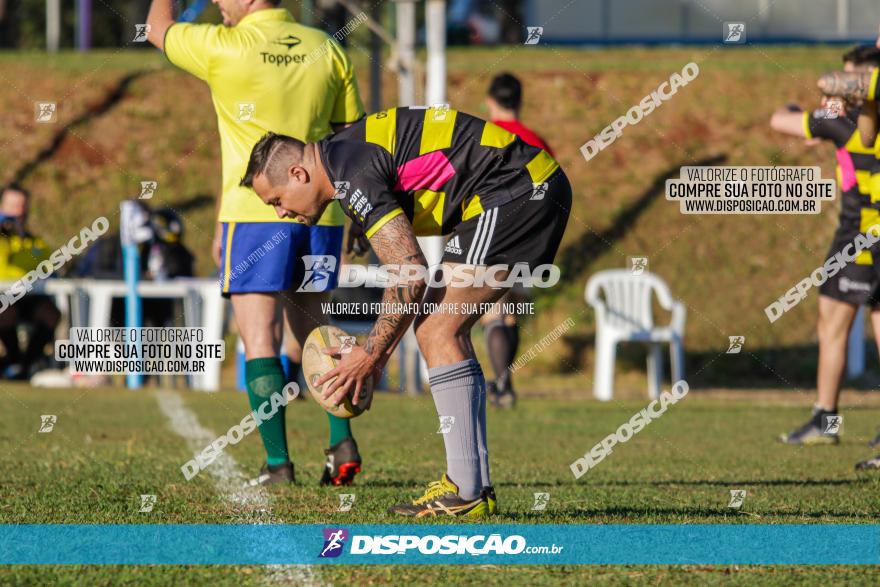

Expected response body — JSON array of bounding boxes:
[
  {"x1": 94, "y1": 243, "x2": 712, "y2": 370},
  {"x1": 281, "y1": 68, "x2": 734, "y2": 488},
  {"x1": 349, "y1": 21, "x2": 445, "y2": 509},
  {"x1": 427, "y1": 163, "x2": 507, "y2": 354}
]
[
  {"x1": 165, "y1": 9, "x2": 365, "y2": 224},
  {"x1": 0, "y1": 233, "x2": 49, "y2": 280}
]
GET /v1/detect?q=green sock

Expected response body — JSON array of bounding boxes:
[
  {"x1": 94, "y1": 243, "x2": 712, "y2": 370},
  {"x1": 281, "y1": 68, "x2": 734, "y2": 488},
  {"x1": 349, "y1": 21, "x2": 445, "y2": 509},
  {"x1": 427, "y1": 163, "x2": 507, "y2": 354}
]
[
  {"x1": 327, "y1": 412, "x2": 353, "y2": 447},
  {"x1": 245, "y1": 357, "x2": 289, "y2": 466}
]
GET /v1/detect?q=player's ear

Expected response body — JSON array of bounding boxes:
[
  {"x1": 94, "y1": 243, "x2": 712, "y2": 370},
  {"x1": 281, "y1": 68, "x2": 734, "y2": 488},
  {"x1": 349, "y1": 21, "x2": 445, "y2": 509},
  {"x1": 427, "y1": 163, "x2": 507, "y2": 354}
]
[{"x1": 289, "y1": 164, "x2": 310, "y2": 185}]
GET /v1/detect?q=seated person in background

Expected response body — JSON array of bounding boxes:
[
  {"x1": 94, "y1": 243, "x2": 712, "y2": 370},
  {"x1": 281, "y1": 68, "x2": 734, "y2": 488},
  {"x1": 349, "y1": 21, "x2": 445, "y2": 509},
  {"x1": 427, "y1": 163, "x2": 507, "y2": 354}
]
[
  {"x1": 75, "y1": 204, "x2": 195, "y2": 327},
  {"x1": 0, "y1": 184, "x2": 61, "y2": 379}
]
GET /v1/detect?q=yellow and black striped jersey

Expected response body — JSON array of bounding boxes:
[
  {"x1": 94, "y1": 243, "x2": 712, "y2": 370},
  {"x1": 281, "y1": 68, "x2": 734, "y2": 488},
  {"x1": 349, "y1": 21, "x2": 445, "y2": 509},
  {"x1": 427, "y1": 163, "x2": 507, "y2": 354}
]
[
  {"x1": 317, "y1": 106, "x2": 560, "y2": 238},
  {"x1": 804, "y1": 106, "x2": 879, "y2": 265}
]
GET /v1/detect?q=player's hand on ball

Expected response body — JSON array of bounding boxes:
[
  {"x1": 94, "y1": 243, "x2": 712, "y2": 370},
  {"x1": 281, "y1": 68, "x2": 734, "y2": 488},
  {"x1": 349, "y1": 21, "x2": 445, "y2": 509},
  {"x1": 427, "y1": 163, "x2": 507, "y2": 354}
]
[{"x1": 317, "y1": 345, "x2": 377, "y2": 409}]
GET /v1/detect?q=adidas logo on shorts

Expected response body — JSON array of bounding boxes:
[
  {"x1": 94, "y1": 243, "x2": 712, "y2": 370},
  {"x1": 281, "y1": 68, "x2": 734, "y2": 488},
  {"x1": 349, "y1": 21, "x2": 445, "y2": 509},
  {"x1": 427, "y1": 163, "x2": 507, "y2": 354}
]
[{"x1": 444, "y1": 235, "x2": 464, "y2": 255}]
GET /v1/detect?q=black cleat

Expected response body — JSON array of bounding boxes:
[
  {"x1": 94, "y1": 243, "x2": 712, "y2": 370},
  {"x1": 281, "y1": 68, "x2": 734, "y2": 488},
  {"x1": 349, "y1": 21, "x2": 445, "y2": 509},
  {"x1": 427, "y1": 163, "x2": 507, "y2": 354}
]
[
  {"x1": 246, "y1": 461, "x2": 295, "y2": 487},
  {"x1": 868, "y1": 429, "x2": 880, "y2": 448},
  {"x1": 320, "y1": 437, "x2": 362, "y2": 486}
]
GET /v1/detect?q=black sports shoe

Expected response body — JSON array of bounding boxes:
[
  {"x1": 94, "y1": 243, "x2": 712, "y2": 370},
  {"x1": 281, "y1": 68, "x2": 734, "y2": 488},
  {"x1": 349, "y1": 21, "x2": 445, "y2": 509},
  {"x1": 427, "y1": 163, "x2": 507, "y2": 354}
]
[
  {"x1": 320, "y1": 437, "x2": 362, "y2": 486},
  {"x1": 778, "y1": 407, "x2": 840, "y2": 445},
  {"x1": 246, "y1": 461, "x2": 295, "y2": 487},
  {"x1": 868, "y1": 428, "x2": 880, "y2": 448},
  {"x1": 489, "y1": 380, "x2": 516, "y2": 409},
  {"x1": 855, "y1": 455, "x2": 880, "y2": 470}
]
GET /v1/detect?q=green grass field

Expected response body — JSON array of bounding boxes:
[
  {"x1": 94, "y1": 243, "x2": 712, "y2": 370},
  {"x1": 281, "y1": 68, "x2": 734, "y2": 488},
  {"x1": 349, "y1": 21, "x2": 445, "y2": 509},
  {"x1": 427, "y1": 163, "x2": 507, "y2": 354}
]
[{"x1": 2, "y1": 384, "x2": 879, "y2": 584}]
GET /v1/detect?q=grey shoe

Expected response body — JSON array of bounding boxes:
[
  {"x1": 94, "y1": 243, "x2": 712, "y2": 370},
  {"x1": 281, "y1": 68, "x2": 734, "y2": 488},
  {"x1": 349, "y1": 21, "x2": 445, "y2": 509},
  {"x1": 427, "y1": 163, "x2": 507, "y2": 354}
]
[{"x1": 778, "y1": 407, "x2": 840, "y2": 445}]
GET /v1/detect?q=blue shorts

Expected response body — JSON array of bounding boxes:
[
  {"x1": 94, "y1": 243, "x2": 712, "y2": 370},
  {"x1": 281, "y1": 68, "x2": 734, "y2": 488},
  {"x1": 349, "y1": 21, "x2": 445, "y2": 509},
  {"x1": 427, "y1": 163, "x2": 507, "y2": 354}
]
[{"x1": 219, "y1": 222, "x2": 343, "y2": 296}]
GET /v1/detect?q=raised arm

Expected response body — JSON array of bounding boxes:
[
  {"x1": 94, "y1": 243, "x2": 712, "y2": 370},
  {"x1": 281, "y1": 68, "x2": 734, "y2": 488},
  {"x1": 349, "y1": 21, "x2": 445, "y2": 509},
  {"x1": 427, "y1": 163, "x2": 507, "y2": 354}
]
[
  {"x1": 146, "y1": 0, "x2": 176, "y2": 51},
  {"x1": 817, "y1": 70, "x2": 874, "y2": 101},
  {"x1": 859, "y1": 103, "x2": 878, "y2": 147},
  {"x1": 769, "y1": 105, "x2": 807, "y2": 138}
]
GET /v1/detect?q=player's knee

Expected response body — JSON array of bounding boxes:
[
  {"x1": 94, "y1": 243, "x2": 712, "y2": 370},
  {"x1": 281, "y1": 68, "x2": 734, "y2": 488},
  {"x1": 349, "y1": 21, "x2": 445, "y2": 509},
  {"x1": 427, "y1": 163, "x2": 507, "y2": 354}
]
[
  {"x1": 415, "y1": 316, "x2": 457, "y2": 346},
  {"x1": 241, "y1": 330, "x2": 279, "y2": 358}
]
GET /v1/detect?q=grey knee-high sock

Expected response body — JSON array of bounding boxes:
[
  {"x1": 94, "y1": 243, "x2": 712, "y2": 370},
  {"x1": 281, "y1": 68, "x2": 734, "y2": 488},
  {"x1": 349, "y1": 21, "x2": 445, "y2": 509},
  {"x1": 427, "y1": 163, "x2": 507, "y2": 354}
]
[
  {"x1": 472, "y1": 363, "x2": 490, "y2": 488},
  {"x1": 428, "y1": 359, "x2": 486, "y2": 500}
]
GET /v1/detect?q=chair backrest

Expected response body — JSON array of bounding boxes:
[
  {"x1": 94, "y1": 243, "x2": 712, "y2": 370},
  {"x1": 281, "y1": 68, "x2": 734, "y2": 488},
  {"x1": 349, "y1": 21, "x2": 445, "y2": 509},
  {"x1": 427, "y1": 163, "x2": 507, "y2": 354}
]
[{"x1": 585, "y1": 269, "x2": 673, "y2": 333}]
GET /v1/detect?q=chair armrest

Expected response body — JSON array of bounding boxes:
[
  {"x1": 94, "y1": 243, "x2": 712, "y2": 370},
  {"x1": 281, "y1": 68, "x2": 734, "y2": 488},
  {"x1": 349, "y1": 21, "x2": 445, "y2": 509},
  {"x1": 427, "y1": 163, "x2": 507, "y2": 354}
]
[
  {"x1": 651, "y1": 278, "x2": 676, "y2": 311},
  {"x1": 584, "y1": 277, "x2": 604, "y2": 307},
  {"x1": 670, "y1": 300, "x2": 687, "y2": 335}
]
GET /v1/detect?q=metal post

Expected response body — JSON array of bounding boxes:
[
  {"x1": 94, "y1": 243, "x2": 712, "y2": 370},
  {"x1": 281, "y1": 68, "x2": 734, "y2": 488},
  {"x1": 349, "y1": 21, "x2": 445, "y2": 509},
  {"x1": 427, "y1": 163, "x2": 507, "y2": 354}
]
[
  {"x1": 301, "y1": 0, "x2": 314, "y2": 26},
  {"x1": 425, "y1": 0, "x2": 446, "y2": 106},
  {"x1": 836, "y1": 0, "x2": 849, "y2": 38},
  {"x1": 47, "y1": 0, "x2": 61, "y2": 52},
  {"x1": 421, "y1": 0, "x2": 447, "y2": 270},
  {"x1": 418, "y1": 0, "x2": 448, "y2": 388},
  {"x1": 847, "y1": 306, "x2": 865, "y2": 380},
  {"x1": 395, "y1": 0, "x2": 416, "y2": 106},
  {"x1": 370, "y1": 1, "x2": 382, "y2": 112},
  {"x1": 76, "y1": 0, "x2": 91, "y2": 51}
]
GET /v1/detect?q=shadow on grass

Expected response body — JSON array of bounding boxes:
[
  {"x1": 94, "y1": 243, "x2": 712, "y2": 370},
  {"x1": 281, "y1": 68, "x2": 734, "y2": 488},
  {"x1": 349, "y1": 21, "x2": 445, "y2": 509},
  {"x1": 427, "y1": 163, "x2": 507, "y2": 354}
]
[
  {"x1": 554, "y1": 153, "x2": 728, "y2": 284},
  {"x1": 12, "y1": 70, "x2": 152, "y2": 184},
  {"x1": 582, "y1": 477, "x2": 873, "y2": 487},
  {"x1": 556, "y1": 337, "x2": 880, "y2": 391},
  {"x1": 502, "y1": 507, "x2": 874, "y2": 521}
]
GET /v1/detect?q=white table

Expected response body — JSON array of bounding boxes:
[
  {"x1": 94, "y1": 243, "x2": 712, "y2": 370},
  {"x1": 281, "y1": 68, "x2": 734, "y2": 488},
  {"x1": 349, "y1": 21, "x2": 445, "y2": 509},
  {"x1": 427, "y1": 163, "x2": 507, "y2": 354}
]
[{"x1": 0, "y1": 278, "x2": 225, "y2": 391}]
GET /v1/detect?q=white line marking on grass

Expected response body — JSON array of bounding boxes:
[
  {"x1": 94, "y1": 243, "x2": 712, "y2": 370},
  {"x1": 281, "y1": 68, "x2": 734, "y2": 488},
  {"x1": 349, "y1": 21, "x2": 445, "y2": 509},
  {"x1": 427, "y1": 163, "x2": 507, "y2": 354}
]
[{"x1": 156, "y1": 391, "x2": 322, "y2": 586}]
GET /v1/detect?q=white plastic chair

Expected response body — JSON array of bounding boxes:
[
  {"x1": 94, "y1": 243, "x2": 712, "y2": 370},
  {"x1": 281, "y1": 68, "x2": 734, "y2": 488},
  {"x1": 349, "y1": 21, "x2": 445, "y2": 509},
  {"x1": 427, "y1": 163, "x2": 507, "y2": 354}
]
[{"x1": 585, "y1": 269, "x2": 686, "y2": 401}]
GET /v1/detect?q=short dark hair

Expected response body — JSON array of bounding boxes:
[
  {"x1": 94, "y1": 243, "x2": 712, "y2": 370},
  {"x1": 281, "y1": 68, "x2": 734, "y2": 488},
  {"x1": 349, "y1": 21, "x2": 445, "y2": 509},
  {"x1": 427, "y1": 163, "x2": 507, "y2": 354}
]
[
  {"x1": 843, "y1": 45, "x2": 880, "y2": 66},
  {"x1": 488, "y1": 73, "x2": 522, "y2": 111},
  {"x1": 240, "y1": 132, "x2": 305, "y2": 189},
  {"x1": 1, "y1": 183, "x2": 29, "y2": 199}
]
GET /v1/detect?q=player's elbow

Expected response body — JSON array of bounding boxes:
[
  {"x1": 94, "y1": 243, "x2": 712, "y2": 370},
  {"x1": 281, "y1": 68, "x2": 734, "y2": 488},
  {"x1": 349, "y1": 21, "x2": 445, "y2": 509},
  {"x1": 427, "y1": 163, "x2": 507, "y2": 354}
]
[
  {"x1": 404, "y1": 274, "x2": 428, "y2": 305},
  {"x1": 145, "y1": 18, "x2": 169, "y2": 51},
  {"x1": 769, "y1": 111, "x2": 785, "y2": 132},
  {"x1": 769, "y1": 111, "x2": 799, "y2": 136},
  {"x1": 413, "y1": 278, "x2": 428, "y2": 302}
]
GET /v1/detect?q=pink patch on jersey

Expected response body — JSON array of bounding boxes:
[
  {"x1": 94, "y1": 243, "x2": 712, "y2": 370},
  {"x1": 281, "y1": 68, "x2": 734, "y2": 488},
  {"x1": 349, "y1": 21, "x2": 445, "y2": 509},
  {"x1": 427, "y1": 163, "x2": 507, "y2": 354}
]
[
  {"x1": 394, "y1": 151, "x2": 456, "y2": 192},
  {"x1": 837, "y1": 146, "x2": 858, "y2": 192}
]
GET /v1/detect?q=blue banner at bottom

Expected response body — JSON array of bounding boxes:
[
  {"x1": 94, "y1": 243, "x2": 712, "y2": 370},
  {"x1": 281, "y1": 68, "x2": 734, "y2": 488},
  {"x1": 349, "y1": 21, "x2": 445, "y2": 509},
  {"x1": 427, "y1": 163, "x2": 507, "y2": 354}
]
[{"x1": 0, "y1": 524, "x2": 877, "y2": 565}]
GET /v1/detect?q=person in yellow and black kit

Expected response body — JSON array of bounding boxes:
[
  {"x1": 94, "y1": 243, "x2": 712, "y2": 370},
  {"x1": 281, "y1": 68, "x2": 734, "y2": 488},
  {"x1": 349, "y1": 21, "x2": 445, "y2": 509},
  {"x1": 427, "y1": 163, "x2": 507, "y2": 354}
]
[
  {"x1": 0, "y1": 184, "x2": 61, "y2": 380},
  {"x1": 769, "y1": 46, "x2": 880, "y2": 446}
]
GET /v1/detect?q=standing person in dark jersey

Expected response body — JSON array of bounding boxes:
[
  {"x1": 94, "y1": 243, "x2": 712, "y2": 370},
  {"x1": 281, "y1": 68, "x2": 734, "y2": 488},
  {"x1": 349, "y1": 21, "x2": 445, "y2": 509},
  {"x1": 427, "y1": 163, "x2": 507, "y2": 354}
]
[{"x1": 771, "y1": 47, "x2": 880, "y2": 445}]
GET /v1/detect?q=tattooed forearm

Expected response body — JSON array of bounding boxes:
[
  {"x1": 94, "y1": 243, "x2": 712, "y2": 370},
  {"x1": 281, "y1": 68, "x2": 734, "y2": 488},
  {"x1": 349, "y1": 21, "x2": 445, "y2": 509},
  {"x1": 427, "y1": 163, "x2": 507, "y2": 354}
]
[
  {"x1": 362, "y1": 214, "x2": 427, "y2": 359},
  {"x1": 859, "y1": 106, "x2": 878, "y2": 147},
  {"x1": 818, "y1": 70, "x2": 873, "y2": 100}
]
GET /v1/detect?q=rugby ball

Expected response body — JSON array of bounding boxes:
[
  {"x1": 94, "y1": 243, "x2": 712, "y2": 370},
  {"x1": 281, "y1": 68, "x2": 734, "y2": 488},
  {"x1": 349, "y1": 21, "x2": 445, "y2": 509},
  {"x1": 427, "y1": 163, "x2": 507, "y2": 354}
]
[{"x1": 302, "y1": 325, "x2": 370, "y2": 419}]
